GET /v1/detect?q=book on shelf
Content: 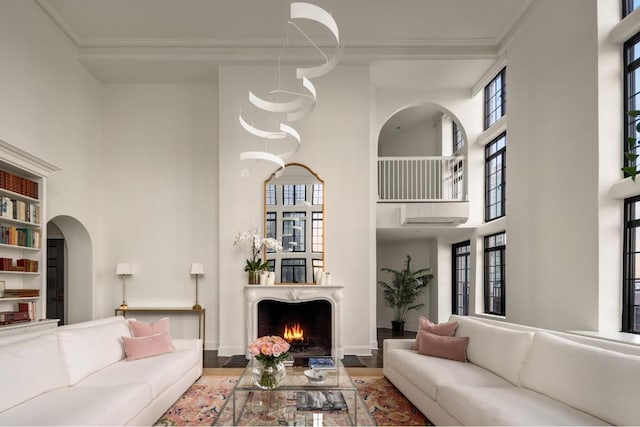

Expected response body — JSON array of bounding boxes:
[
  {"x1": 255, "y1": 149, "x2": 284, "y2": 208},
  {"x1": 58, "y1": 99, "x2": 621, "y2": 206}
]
[
  {"x1": 296, "y1": 391, "x2": 347, "y2": 411},
  {"x1": 2, "y1": 289, "x2": 40, "y2": 298},
  {"x1": 308, "y1": 357, "x2": 336, "y2": 370}
]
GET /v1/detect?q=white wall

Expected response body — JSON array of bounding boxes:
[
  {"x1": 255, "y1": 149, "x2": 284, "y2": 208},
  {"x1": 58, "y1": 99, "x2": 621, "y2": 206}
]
[
  {"x1": 218, "y1": 64, "x2": 373, "y2": 356},
  {"x1": 378, "y1": 121, "x2": 439, "y2": 157},
  {"x1": 0, "y1": 0, "x2": 103, "y2": 320},
  {"x1": 505, "y1": 0, "x2": 601, "y2": 331},
  {"x1": 100, "y1": 83, "x2": 219, "y2": 343}
]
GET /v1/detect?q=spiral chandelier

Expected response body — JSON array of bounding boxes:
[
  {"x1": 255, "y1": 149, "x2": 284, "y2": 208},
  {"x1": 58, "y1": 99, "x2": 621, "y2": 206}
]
[{"x1": 239, "y1": 2, "x2": 341, "y2": 177}]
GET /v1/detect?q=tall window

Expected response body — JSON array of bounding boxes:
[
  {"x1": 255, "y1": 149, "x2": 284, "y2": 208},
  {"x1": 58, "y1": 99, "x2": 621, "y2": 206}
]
[
  {"x1": 312, "y1": 212, "x2": 323, "y2": 253},
  {"x1": 452, "y1": 240, "x2": 471, "y2": 315},
  {"x1": 265, "y1": 212, "x2": 277, "y2": 252},
  {"x1": 624, "y1": 0, "x2": 640, "y2": 16},
  {"x1": 484, "y1": 68, "x2": 506, "y2": 129},
  {"x1": 312, "y1": 183, "x2": 323, "y2": 205},
  {"x1": 485, "y1": 133, "x2": 506, "y2": 221},
  {"x1": 625, "y1": 34, "x2": 640, "y2": 176},
  {"x1": 282, "y1": 259, "x2": 306, "y2": 283},
  {"x1": 623, "y1": 196, "x2": 640, "y2": 333},
  {"x1": 484, "y1": 232, "x2": 506, "y2": 316},
  {"x1": 266, "y1": 184, "x2": 276, "y2": 205},
  {"x1": 453, "y1": 122, "x2": 465, "y2": 153},
  {"x1": 283, "y1": 184, "x2": 306, "y2": 205},
  {"x1": 282, "y1": 212, "x2": 305, "y2": 252}
]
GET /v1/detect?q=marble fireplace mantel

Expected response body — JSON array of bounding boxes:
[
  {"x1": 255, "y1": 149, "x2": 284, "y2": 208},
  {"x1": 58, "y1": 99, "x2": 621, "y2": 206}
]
[{"x1": 244, "y1": 284, "x2": 344, "y2": 358}]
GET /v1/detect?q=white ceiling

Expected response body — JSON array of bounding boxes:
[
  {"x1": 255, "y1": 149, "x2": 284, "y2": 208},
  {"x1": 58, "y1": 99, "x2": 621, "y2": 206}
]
[
  {"x1": 32, "y1": 0, "x2": 532, "y2": 243},
  {"x1": 35, "y1": 0, "x2": 534, "y2": 84}
]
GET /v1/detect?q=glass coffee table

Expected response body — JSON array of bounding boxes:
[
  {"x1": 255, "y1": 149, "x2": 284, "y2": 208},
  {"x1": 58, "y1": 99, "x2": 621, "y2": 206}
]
[{"x1": 214, "y1": 358, "x2": 375, "y2": 426}]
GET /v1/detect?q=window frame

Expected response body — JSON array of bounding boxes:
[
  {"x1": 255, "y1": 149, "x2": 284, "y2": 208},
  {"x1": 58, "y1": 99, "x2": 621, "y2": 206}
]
[
  {"x1": 624, "y1": 33, "x2": 640, "y2": 176},
  {"x1": 453, "y1": 121, "x2": 465, "y2": 153},
  {"x1": 452, "y1": 240, "x2": 471, "y2": 316},
  {"x1": 281, "y1": 258, "x2": 306, "y2": 283},
  {"x1": 623, "y1": 196, "x2": 640, "y2": 333},
  {"x1": 485, "y1": 133, "x2": 507, "y2": 222},
  {"x1": 484, "y1": 68, "x2": 506, "y2": 130},
  {"x1": 623, "y1": 0, "x2": 640, "y2": 17},
  {"x1": 484, "y1": 232, "x2": 506, "y2": 316}
]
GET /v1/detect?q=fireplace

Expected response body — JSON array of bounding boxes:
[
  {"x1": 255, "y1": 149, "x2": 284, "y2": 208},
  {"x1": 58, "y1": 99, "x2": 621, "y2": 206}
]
[
  {"x1": 258, "y1": 299, "x2": 331, "y2": 356},
  {"x1": 245, "y1": 285, "x2": 344, "y2": 358}
]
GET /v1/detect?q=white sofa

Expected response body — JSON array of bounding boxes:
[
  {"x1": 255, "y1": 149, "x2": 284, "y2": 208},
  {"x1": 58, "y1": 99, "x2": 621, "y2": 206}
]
[
  {"x1": 384, "y1": 314, "x2": 640, "y2": 426},
  {"x1": 0, "y1": 316, "x2": 202, "y2": 426}
]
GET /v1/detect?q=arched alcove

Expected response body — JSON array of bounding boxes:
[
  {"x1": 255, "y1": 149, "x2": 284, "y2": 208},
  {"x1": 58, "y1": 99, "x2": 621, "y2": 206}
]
[
  {"x1": 378, "y1": 102, "x2": 467, "y2": 158},
  {"x1": 47, "y1": 215, "x2": 92, "y2": 324}
]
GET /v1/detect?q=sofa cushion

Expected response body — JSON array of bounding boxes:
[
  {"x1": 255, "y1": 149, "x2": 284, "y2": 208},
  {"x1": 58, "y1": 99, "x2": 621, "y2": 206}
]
[
  {"x1": 385, "y1": 347, "x2": 512, "y2": 400},
  {"x1": 416, "y1": 331, "x2": 468, "y2": 362},
  {"x1": 0, "y1": 334, "x2": 69, "y2": 413},
  {"x1": 0, "y1": 383, "x2": 151, "y2": 426},
  {"x1": 412, "y1": 316, "x2": 459, "y2": 349},
  {"x1": 122, "y1": 331, "x2": 174, "y2": 361},
  {"x1": 452, "y1": 315, "x2": 534, "y2": 385},
  {"x1": 56, "y1": 318, "x2": 132, "y2": 385},
  {"x1": 520, "y1": 332, "x2": 640, "y2": 426},
  {"x1": 437, "y1": 384, "x2": 609, "y2": 426},
  {"x1": 128, "y1": 317, "x2": 170, "y2": 337},
  {"x1": 77, "y1": 347, "x2": 201, "y2": 398}
]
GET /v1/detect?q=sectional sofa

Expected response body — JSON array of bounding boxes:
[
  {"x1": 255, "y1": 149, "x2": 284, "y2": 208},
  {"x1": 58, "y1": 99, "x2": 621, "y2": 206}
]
[
  {"x1": 0, "y1": 316, "x2": 202, "y2": 426},
  {"x1": 384, "y1": 314, "x2": 640, "y2": 426}
]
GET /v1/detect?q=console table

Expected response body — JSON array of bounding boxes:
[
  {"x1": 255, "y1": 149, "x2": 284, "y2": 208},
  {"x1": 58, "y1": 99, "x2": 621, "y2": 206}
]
[{"x1": 114, "y1": 307, "x2": 205, "y2": 341}]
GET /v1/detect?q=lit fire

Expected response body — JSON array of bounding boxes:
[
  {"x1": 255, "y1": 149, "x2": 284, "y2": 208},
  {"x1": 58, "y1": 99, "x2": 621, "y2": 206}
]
[{"x1": 283, "y1": 323, "x2": 304, "y2": 342}]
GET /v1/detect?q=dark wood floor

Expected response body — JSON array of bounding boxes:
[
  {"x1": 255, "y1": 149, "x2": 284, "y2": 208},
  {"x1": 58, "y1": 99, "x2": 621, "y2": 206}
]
[{"x1": 204, "y1": 328, "x2": 417, "y2": 368}]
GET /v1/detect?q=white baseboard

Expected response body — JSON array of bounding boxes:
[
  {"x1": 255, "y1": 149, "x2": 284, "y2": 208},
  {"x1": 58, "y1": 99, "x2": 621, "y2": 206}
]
[
  {"x1": 217, "y1": 346, "x2": 245, "y2": 357},
  {"x1": 343, "y1": 345, "x2": 374, "y2": 356}
]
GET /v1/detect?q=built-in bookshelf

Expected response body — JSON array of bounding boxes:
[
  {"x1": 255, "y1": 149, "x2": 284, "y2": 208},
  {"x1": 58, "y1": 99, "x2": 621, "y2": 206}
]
[{"x1": 0, "y1": 139, "x2": 59, "y2": 335}]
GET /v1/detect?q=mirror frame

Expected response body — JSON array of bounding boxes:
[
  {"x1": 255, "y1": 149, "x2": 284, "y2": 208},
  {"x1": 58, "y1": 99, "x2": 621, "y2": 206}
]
[{"x1": 263, "y1": 162, "x2": 325, "y2": 284}]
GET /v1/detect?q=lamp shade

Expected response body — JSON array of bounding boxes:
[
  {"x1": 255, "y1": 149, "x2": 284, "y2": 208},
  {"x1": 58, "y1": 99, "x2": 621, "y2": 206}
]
[
  {"x1": 190, "y1": 263, "x2": 204, "y2": 275},
  {"x1": 116, "y1": 263, "x2": 132, "y2": 276}
]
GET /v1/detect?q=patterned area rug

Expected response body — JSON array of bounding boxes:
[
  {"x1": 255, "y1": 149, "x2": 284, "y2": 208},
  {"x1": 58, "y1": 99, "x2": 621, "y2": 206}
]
[{"x1": 154, "y1": 375, "x2": 431, "y2": 426}]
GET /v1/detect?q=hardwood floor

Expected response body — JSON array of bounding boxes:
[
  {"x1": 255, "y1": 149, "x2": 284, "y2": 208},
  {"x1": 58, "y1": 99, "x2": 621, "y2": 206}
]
[{"x1": 204, "y1": 328, "x2": 417, "y2": 368}]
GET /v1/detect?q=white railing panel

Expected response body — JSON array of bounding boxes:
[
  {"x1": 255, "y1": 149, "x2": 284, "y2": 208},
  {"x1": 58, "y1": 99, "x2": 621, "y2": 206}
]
[{"x1": 378, "y1": 156, "x2": 466, "y2": 202}]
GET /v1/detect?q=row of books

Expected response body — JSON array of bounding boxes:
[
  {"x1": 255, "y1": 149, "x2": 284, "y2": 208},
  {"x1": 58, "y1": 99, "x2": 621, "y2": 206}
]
[
  {"x1": 0, "y1": 258, "x2": 38, "y2": 272},
  {"x1": 0, "y1": 170, "x2": 39, "y2": 200},
  {"x1": 2, "y1": 288, "x2": 40, "y2": 298},
  {"x1": 0, "y1": 226, "x2": 41, "y2": 248},
  {"x1": 0, "y1": 197, "x2": 40, "y2": 224}
]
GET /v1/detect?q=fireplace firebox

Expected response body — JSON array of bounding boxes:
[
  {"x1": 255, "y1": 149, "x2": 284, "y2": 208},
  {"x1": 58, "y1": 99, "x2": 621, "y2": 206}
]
[{"x1": 258, "y1": 299, "x2": 331, "y2": 356}]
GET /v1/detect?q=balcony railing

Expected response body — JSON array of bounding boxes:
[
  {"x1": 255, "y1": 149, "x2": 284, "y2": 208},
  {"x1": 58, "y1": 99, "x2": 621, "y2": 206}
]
[{"x1": 378, "y1": 156, "x2": 466, "y2": 202}]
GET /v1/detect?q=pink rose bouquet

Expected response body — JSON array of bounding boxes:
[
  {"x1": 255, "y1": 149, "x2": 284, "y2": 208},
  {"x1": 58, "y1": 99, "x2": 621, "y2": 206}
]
[{"x1": 248, "y1": 336, "x2": 291, "y2": 389}]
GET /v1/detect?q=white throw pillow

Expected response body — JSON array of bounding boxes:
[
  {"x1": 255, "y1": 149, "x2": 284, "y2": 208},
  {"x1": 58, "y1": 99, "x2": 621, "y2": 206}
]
[
  {"x1": 56, "y1": 319, "x2": 132, "y2": 385},
  {"x1": 453, "y1": 316, "x2": 534, "y2": 385},
  {"x1": 520, "y1": 332, "x2": 640, "y2": 426},
  {"x1": 0, "y1": 334, "x2": 69, "y2": 412}
]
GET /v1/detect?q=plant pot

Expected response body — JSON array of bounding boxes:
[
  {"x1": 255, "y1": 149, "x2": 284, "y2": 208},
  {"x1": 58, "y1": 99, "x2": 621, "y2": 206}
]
[
  {"x1": 391, "y1": 320, "x2": 405, "y2": 337},
  {"x1": 248, "y1": 271, "x2": 260, "y2": 284}
]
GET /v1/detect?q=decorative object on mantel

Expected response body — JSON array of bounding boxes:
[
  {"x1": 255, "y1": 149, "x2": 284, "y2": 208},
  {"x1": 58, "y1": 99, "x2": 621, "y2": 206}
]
[
  {"x1": 115, "y1": 263, "x2": 132, "y2": 310},
  {"x1": 238, "y1": 3, "x2": 342, "y2": 176},
  {"x1": 190, "y1": 262, "x2": 204, "y2": 310},
  {"x1": 315, "y1": 271, "x2": 331, "y2": 285},
  {"x1": 378, "y1": 255, "x2": 433, "y2": 336},
  {"x1": 248, "y1": 335, "x2": 290, "y2": 390},
  {"x1": 233, "y1": 228, "x2": 283, "y2": 284}
]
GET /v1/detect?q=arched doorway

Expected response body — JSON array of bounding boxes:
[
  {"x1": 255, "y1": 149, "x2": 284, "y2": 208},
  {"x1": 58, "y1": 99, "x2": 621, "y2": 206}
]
[{"x1": 46, "y1": 216, "x2": 92, "y2": 325}]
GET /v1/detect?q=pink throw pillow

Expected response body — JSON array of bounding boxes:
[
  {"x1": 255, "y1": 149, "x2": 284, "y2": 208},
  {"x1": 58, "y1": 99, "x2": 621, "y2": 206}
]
[
  {"x1": 416, "y1": 330, "x2": 468, "y2": 362},
  {"x1": 412, "y1": 316, "x2": 459, "y2": 349},
  {"x1": 128, "y1": 317, "x2": 170, "y2": 337},
  {"x1": 122, "y1": 331, "x2": 175, "y2": 361}
]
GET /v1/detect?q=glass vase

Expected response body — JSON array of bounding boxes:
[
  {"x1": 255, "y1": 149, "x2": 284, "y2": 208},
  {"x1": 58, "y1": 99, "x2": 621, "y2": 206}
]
[{"x1": 252, "y1": 358, "x2": 286, "y2": 390}]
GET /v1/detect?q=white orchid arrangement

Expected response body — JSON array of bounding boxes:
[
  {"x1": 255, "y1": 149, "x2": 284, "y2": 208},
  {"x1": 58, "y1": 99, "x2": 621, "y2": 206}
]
[{"x1": 233, "y1": 229, "x2": 283, "y2": 272}]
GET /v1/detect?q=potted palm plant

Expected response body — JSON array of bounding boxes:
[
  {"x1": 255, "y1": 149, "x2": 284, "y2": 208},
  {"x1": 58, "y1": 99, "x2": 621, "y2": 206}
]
[{"x1": 378, "y1": 254, "x2": 433, "y2": 336}]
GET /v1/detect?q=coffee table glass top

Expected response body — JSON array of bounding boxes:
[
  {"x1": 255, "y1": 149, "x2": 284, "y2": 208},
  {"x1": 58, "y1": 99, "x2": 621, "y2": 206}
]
[{"x1": 214, "y1": 358, "x2": 375, "y2": 426}]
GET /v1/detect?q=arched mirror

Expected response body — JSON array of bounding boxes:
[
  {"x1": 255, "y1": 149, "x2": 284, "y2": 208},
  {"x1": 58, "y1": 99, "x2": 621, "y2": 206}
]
[{"x1": 264, "y1": 163, "x2": 324, "y2": 283}]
